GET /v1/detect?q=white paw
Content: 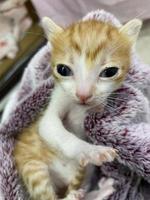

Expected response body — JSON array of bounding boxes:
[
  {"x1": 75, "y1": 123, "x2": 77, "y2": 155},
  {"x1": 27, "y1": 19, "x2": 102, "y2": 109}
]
[
  {"x1": 66, "y1": 189, "x2": 85, "y2": 200},
  {"x1": 99, "y1": 177, "x2": 114, "y2": 189},
  {"x1": 95, "y1": 178, "x2": 115, "y2": 200},
  {"x1": 80, "y1": 146, "x2": 117, "y2": 166}
]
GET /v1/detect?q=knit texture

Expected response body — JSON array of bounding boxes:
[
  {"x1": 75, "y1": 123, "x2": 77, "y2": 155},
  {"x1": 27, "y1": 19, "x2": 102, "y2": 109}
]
[{"x1": 1, "y1": 10, "x2": 150, "y2": 200}]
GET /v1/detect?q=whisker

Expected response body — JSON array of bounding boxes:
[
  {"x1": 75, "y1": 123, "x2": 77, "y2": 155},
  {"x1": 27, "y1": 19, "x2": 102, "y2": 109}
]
[
  {"x1": 106, "y1": 102, "x2": 124, "y2": 111},
  {"x1": 94, "y1": 98, "x2": 118, "y2": 112},
  {"x1": 107, "y1": 100, "x2": 126, "y2": 106},
  {"x1": 96, "y1": 95, "x2": 128, "y2": 102},
  {"x1": 107, "y1": 96, "x2": 128, "y2": 101},
  {"x1": 88, "y1": 103, "x2": 104, "y2": 110},
  {"x1": 94, "y1": 96, "x2": 125, "y2": 112},
  {"x1": 102, "y1": 102, "x2": 119, "y2": 112},
  {"x1": 105, "y1": 91, "x2": 127, "y2": 95}
]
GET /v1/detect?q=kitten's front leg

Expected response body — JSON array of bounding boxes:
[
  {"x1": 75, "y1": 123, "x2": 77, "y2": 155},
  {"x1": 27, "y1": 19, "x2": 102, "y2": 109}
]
[
  {"x1": 39, "y1": 85, "x2": 117, "y2": 165},
  {"x1": 39, "y1": 110, "x2": 117, "y2": 167}
]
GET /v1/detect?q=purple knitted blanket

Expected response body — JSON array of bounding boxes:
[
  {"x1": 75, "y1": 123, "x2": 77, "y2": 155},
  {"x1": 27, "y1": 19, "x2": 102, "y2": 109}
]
[{"x1": 1, "y1": 10, "x2": 150, "y2": 200}]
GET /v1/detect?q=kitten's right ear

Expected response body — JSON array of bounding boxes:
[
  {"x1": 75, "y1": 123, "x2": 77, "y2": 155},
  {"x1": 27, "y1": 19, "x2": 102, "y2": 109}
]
[
  {"x1": 119, "y1": 19, "x2": 142, "y2": 44},
  {"x1": 42, "y1": 17, "x2": 63, "y2": 41}
]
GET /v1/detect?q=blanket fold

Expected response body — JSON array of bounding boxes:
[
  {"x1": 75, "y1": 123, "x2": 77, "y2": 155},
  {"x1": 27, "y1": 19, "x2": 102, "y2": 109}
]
[{"x1": 1, "y1": 9, "x2": 150, "y2": 200}]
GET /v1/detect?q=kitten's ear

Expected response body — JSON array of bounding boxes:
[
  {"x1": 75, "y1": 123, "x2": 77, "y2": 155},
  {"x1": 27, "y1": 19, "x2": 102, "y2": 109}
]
[
  {"x1": 119, "y1": 19, "x2": 142, "y2": 43},
  {"x1": 42, "y1": 17, "x2": 63, "y2": 41}
]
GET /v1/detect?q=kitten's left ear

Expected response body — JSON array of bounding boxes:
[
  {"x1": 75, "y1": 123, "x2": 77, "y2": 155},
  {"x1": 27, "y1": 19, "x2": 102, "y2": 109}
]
[
  {"x1": 119, "y1": 19, "x2": 142, "y2": 43},
  {"x1": 42, "y1": 17, "x2": 63, "y2": 41}
]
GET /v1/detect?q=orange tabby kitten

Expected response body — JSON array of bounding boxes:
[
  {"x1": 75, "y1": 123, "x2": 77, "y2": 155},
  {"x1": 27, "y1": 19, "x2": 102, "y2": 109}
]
[{"x1": 13, "y1": 17, "x2": 142, "y2": 200}]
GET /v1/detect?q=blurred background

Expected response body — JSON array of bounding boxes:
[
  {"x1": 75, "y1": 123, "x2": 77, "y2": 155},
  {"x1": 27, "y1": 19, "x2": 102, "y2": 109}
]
[{"x1": 0, "y1": 0, "x2": 150, "y2": 113}]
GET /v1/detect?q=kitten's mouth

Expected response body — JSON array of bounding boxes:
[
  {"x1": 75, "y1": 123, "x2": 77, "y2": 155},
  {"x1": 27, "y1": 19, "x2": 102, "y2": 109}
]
[
  {"x1": 78, "y1": 102, "x2": 88, "y2": 105},
  {"x1": 77, "y1": 100, "x2": 93, "y2": 106}
]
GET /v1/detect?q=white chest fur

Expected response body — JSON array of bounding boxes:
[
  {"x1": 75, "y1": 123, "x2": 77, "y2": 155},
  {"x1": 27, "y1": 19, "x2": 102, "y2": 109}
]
[
  {"x1": 38, "y1": 86, "x2": 92, "y2": 187},
  {"x1": 64, "y1": 104, "x2": 88, "y2": 139}
]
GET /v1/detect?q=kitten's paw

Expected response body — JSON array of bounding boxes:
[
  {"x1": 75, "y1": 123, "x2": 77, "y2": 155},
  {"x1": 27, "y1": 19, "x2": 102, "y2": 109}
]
[
  {"x1": 98, "y1": 177, "x2": 114, "y2": 189},
  {"x1": 66, "y1": 189, "x2": 85, "y2": 200},
  {"x1": 80, "y1": 146, "x2": 117, "y2": 166},
  {"x1": 95, "y1": 178, "x2": 115, "y2": 200}
]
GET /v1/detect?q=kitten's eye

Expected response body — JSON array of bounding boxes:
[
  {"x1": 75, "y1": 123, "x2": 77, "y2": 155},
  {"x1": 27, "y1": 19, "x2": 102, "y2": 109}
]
[
  {"x1": 56, "y1": 64, "x2": 73, "y2": 76},
  {"x1": 100, "y1": 67, "x2": 119, "y2": 78}
]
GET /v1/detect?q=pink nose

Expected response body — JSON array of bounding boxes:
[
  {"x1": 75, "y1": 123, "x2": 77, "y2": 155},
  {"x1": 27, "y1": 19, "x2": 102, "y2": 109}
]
[{"x1": 76, "y1": 92, "x2": 92, "y2": 103}]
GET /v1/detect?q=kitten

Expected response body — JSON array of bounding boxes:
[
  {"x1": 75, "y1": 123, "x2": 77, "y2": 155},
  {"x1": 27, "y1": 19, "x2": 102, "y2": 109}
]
[{"x1": 13, "y1": 17, "x2": 142, "y2": 200}]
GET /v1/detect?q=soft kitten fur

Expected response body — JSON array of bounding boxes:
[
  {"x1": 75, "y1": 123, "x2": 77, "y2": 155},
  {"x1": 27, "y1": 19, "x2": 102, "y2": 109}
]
[{"x1": 13, "y1": 17, "x2": 142, "y2": 200}]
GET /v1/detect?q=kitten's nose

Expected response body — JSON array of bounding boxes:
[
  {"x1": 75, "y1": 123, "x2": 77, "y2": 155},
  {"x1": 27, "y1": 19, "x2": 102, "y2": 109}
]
[{"x1": 76, "y1": 92, "x2": 92, "y2": 104}]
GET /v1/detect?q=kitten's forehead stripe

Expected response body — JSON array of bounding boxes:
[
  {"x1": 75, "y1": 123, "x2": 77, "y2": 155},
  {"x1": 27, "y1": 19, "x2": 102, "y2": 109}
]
[
  {"x1": 51, "y1": 19, "x2": 131, "y2": 75},
  {"x1": 71, "y1": 39, "x2": 81, "y2": 55},
  {"x1": 86, "y1": 42, "x2": 106, "y2": 62},
  {"x1": 68, "y1": 20, "x2": 127, "y2": 68}
]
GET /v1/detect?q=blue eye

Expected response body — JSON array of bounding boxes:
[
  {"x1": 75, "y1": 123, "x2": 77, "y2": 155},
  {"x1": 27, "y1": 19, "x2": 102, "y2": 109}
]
[
  {"x1": 57, "y1": 64, "x2": 73, "y2": 76},
  {"x1": 100, "y1": 67, "x2": 119, "y2": 78}
]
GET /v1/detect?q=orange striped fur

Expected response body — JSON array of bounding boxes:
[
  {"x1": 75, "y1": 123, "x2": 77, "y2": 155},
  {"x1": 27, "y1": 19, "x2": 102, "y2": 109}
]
[
  {"x1": 13, "y1": 122, "x2": 85, "y2": 200},
  {"x1": 51, "y1": 20, "x2": 131, "y2": 81}
]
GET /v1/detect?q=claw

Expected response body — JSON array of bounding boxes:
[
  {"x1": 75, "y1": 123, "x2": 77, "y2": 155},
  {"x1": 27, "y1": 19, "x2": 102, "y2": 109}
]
[{"x1": 80, "y1": 146, "x2": 117, "y2": 167}]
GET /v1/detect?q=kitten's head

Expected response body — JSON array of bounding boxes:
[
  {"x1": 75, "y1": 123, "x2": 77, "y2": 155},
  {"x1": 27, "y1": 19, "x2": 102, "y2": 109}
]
[{"x1": 42, "y1": 17, "x2": 142, "y2": 105}]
